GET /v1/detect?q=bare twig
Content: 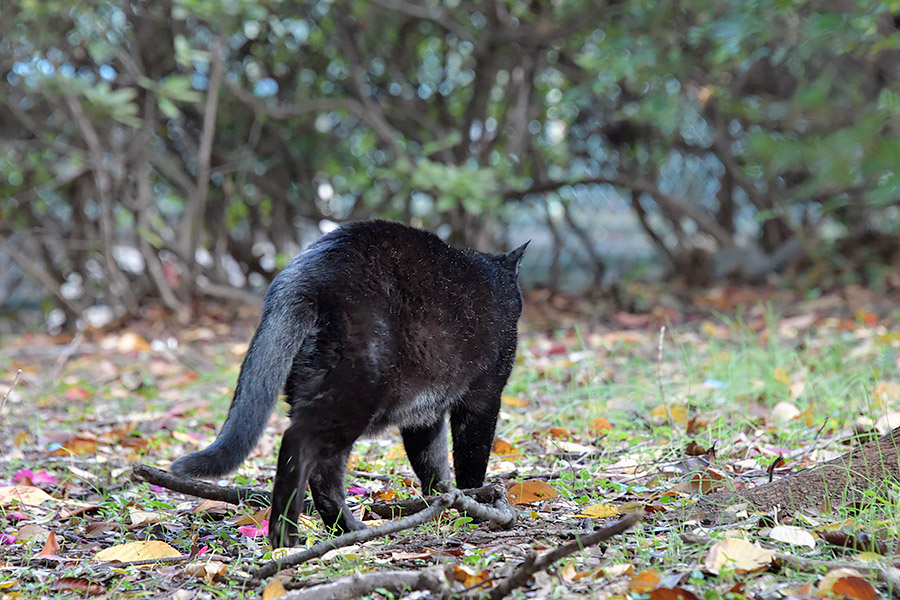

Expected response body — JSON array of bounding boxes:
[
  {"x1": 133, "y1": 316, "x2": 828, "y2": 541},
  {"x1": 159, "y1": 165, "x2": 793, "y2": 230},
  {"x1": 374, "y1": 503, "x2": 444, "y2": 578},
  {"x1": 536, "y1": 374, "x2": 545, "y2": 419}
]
[
  {"x1": 367, "y1": 483, "x2": 502, "y2": 518},
  {"x1": 132, "y1": 464, "x2": 270, "y2": 506},
  {"x1": 657, "y1": 325, "x2": 683, "y2": 435},
  {"x1": 281, "y1": 565, "x2": 452, "y2": 600},
  {"x1": 486, "y1": 512, "x2": 643, "y2": 600},
  {"x1": 45, "y1": 333, "x2": 84, "y2": 386},
  {"x1": 253, "y1": 486, "x2": 516, "y2": 579},
  {"x1": 0, "y1": 370, "x2": 23, "y2": 425}
]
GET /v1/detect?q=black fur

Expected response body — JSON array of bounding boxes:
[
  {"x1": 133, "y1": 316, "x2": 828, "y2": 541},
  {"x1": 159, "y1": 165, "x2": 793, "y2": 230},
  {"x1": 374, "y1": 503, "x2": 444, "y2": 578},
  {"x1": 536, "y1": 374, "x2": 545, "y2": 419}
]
[{"x1": 170, "y1": 220, "x2": 526, "y2": 547}]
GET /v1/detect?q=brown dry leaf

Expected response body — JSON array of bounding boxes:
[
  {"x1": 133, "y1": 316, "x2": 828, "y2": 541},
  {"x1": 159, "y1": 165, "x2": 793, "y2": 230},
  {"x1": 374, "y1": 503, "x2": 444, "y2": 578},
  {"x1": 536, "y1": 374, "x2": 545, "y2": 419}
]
[
  {"x1": 34, "y1": 531, "x2": 60, "y2": 558},
  {"x1": 0, "y1": 485, "x2": 54, "y2": 506},
  {"x1": 171, "y1": 431, "x2": 201, "y2": 446},
  {"x1": 831, "y1": 575, "x2": 878, "y2": 600},
  {"x1": 16, "y1": 524, "x2": 51, "y2": 543},
  {"x1": 629, "y1": 569, "x2": 660, "y2": 592},
  {"x1": 647, "y1": 588, "x2": 700, "y2": 600},
  {"x1": 49, "y1": 435, "x2": 98, "y2": 456},
  {"x1": 768, "y1": 525, "x2": 816, "y2": 548},
  {"x1": 391, "y1": 550, "x2": 433, "y2": 560},
  {"x1": 373, "y1": 489, "x2": 398, "y2": 501},
  {"x1": 590, "y1": 417, "x2": 613, "y2": 434},
  {"x1": 94, "y1": 540, "x2": 181, "y2": 562},
  {"x1": 703, "y1": 537, "x2": 775, "y2": 574},
  {"x1": 193, "y1": 499, "x2": 236, "y2": 515},
  {"x1": 234, "y1": 507, "x2": 270, "y2": 527},
  {"x1": 506, "y1": 480, "x2": 558, "y2": 505},
  {"x1": 548, "y1": 427, "x2": 569, "y2": 439},
  {"x1": 818, "y1": 569, "x2": 871, "y2": 598},
  {"x1": 51, "y1": 577, "x2": 106, "y2": 596},
  {"x1": 492, "y1": 439, "x2": 522, "y2": 459},
  {"x1": 262, "y1": 578, "x2": 287, "y2": 599},
  {"x1": 501, "y1": 395, "x2": 529, "y2": 407},
  {"x1": 574, "y1": 503, "x2": 619, "y2": 519},
  {"x1": 182, "y1": 560, "x2": 227, "y2": 585},
  {"x1": 451, "y1": 564, "x2": 490, "y2": 587}
]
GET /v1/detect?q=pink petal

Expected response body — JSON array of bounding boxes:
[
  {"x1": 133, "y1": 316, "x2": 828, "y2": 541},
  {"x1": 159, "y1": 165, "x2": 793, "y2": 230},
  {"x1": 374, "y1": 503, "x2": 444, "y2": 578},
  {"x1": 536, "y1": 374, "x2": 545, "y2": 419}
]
[
  {"x1": 0, "y1": 534, "x2": 15, "y2": 545},
  {"x1": 13, "y1": 469, "x2": 33, "y2": 482}
]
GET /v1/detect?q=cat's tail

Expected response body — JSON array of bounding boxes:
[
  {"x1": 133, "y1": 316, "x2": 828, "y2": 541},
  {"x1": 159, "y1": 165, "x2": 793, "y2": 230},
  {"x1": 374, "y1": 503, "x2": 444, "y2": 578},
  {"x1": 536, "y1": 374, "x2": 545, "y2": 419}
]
[{"x1": 170, "y1": 281, "x2": 315, "y2": 478}]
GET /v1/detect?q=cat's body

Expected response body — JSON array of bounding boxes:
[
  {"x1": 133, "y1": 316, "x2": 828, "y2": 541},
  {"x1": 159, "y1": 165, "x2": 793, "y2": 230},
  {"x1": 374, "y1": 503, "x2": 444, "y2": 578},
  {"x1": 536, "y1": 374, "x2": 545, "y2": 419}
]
[{"x1": 170, "y1": 220, "x2": 526, "y2": 547}]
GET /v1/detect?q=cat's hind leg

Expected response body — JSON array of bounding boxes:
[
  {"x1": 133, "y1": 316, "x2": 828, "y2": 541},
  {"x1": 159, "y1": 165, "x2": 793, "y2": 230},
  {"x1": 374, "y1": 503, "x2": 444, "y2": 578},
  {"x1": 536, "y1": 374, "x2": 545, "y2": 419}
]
[
  {"x1": 268, "y1": 419, "x2": 316, "y2": 548},
  {"x1": 401, "y1": 418, "x2": 451, "y2": 494},
  {"x1": 308, "y1": 447, "x2": 366, "y2": 533},
  {"x1": 449, "y1": 378, "x2": 503, "y2": 489}
]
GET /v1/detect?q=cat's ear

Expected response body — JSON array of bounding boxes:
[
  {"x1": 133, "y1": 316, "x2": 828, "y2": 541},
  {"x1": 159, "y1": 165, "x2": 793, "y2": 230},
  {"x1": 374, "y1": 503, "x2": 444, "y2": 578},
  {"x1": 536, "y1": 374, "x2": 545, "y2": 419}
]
[{"x1": 502, "y1": 241, "x2": 529, "y2": 272}]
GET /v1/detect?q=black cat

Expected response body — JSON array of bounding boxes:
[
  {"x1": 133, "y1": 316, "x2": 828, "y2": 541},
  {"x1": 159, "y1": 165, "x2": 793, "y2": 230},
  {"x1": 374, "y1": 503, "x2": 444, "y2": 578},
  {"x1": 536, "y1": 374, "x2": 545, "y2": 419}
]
[{"x1": 170, "y1": 220, "x2": 526, "y2": 547}]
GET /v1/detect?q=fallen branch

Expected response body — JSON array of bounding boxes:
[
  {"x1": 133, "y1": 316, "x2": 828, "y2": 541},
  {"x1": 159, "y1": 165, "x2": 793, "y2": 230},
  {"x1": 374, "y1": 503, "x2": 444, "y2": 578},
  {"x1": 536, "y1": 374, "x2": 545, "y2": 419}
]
[
  {"x1": 253, "y1": 486, "x2": 516, "y2": 579},
  {"x1": 486, "y1": 512, "x2": 643, "y2": 600},
  {"x1": 367, "y1": 483, "x2": 500, "y2": 518},
  {"x1": 281, "y1": 565, "x2": 452, "y2": 600},
  {"x1": 131, "y1": 464, "x2": 270, "y2": 506}
]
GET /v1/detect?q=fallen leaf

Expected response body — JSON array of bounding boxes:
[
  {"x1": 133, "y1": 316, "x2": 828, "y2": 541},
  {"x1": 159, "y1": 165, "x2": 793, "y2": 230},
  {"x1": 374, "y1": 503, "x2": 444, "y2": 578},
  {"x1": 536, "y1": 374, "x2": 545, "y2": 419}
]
[
  {"x1": 262, "y1": 578, "x2": 287, "y2": 599},
  {"x1": 548, "y1": 427, "x2": 569, "y2": 439},
  {"x1": 451, "y1": 563, "x2": 490, "y2": 587},
  {"x1": 769, "y1": 525, "x2": 816, "y2": 548},
  {"x1": 65, "y1": 386, "x2": 91, "y2": 400},
  {"x1": 51, "y1": 577, "x2": 106, "y2": 596},
  {"x1": 575, "y1": 503, "x2": 619, "y2": 519},
  {"x1": 129, "y1": 510, "x2": 166, "y2": 526},
  {"x1": 589, "y1": 417, "x2": 613, "y2": 434},
  {"x1": 501, "y1": 395, "x2": 529, "y2": 407},
  {"x1": 492, "y1": 439, "x2": 522, "y2": 459},
  {"x1": 629, "y1": 569, "x2": 660, "y2": 592},
  {"x1": 773, "y1": 367, "x2": 791, "y2": 386},
  {"x1": 0, "y1": 486, "x2": 54, "y2": 506},
  {"x1": 373, "y1": 489, "x2": 398, "y2": 501},
  {"x1": 49, "y1": 435, "x2": 98, "y2": 456},
  {"x1": 95, "y1": 540, "x2": 181, "y2": 562},
  {"x1": 704, "y1": 537, "x2": 775, "y2": 574},
  {"x1": 647, "y1": 588, "x2": 700, "y2": 600},
  {"x1": 506, "y1": 480, "x2": 558, "y2": 505},
  {"x1": 183, "y1": 560, "x2": 227, "y2": 584},
  {"x1": 832, "y1": 576, "x2": 878, "y2": 600},
  {"x1": 651, "y1": 405, "x2": 687, "y2": 426},
  {"x1": 35, "y1": 531, "x2": 60, "y2": 558},
  {"x1": 772, "y1": 401, "x2": 800, "y2": 424},
  {"x1": 16, "y1": 524, "x2": 51, "y2": 543}
]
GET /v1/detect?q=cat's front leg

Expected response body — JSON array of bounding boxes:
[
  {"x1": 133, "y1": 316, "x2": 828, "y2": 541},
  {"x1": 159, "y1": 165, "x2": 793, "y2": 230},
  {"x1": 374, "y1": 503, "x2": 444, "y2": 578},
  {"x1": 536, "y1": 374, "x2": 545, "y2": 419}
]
[{"x1": 401, "y1": 418, "x2": 451, "y2": 494}]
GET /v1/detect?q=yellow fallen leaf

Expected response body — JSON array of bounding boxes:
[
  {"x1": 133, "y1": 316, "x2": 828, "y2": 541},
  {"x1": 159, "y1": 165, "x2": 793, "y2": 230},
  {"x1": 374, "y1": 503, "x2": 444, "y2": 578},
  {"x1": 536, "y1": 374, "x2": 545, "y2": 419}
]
[
  {"x1": 451, "y1": 563, "x2": 489, "y2": 587},
  {"x1": 95, "y1": 540, "x2": 181, "y2": 562},
  {"x1": 768, "y1": 525, "x2": 816, "y2": 548},
  {"x1": 501, "y1": 395, "x2": 529, "y2": 407},
  {"x1": 262, "y1": 578, "x2": 287, "y2": 599},
  {"x1": 651, "y1": 405, "x2": 687, "y2": 426},
  {"x1": 0, "y1": 486, "x2": 54, "y2": 506},
  {"x1": 575, "y1": 503, "x2": 619, "y2": 519},
  {"x1": 773, "y1": 367, "x2": 791, "y2": 386},
  {"x1": 589, "y1": 417, "x2": 613, "y2": 434},
  {"x1": 506, "y1": 480, "x2": 558, "y2": 505},
  {"x1": 629, "y1": 569, "x2": 660, "y2": 592},
  {"x1": 704, "y1": 537, "x2": 774, "y2": 574}
]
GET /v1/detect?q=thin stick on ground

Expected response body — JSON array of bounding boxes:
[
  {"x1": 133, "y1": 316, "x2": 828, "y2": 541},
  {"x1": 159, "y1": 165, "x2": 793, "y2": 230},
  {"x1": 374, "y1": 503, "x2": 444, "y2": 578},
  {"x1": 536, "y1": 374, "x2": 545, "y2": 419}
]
[
  {"x1": 132, "y1": 464, "x2": 270, "y2": 506},
  {"x1": 252, "y1": 486, "x2": 516, "y2": 579},
  {"x1": 0, "y1": 369, "x2": 22, "y2": 425},
  {"x1": 657, "y1": 325, "x2": 683, "y2": 436},
  {"x1": 486, "y1": 512, "x2": 643, "y2": 600}
]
